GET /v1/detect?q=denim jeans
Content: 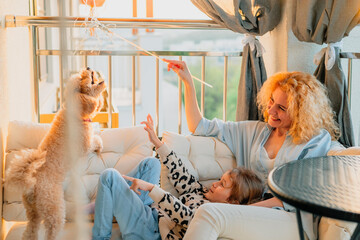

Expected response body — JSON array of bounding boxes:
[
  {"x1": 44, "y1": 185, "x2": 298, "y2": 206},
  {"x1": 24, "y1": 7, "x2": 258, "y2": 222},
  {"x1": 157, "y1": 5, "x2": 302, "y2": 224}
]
[{"x1": 92, "y1": 157, "x2": 161, "y2": 240}]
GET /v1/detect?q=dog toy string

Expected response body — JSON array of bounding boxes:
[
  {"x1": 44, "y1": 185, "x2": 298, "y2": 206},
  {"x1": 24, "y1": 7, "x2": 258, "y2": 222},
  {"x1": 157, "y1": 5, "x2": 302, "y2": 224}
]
[
  {"x1": 80, "y1": 0, "x2": 100, "y2": 36},
  {"x1": 96, "y1": 20, "x2": 213, "y2": 88},
  {"x1": 78, "y1": 15, "x2": 213, "y2": 88}
]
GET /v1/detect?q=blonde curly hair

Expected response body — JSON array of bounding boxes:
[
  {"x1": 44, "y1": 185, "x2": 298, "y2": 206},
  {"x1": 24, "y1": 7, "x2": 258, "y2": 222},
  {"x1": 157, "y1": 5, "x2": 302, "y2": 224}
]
[{"x1": 257, "y1": 72, "x2": 340, "y2": 144}]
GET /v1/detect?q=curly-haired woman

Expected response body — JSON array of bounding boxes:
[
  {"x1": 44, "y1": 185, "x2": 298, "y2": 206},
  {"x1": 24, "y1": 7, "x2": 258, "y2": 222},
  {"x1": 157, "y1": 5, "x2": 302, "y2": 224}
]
[{"x1": 166, "y1": 59, "x2": 340, "y2": 240}]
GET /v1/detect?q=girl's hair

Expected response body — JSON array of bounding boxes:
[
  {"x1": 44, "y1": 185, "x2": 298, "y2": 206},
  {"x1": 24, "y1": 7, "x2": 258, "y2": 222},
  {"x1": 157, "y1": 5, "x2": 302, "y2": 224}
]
[
  {"x1": 228, "y1": 167, "x2": 263, "y2": 205},
  {"x1": 257, "y1": 71, "x2": 340, "y2": 144}
]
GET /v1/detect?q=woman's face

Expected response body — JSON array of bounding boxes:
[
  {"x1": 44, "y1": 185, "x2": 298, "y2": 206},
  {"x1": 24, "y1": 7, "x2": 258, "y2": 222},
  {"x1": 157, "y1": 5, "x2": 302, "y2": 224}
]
[{"x1": 267, "y1": 87, "x2": 292, "y2": 132}]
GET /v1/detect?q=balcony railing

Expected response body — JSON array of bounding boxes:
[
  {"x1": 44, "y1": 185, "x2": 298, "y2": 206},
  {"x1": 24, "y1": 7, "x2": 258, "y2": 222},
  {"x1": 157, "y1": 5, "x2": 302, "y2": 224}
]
[{"x1": 5, "y1": 15, "x2": 360, "y2": 134}]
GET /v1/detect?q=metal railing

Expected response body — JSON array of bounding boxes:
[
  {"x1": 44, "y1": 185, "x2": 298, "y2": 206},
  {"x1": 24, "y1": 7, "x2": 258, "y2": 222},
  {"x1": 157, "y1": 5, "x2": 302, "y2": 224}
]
[
  {"x1": 36, "y1": 50, "x2": 242, "y2": 134},
  {"x1": 340, "y1": 52, "x2": 360, "y2": 106},
  {"x1": 5, "y1": 15, "x2": 241, "y2": 134},
  {"x1": 5, "y1": 15, "x2": 360, "y2": 133},
  {"x1": 5, "y1": 15, "x2": 226, "y2": 29}
]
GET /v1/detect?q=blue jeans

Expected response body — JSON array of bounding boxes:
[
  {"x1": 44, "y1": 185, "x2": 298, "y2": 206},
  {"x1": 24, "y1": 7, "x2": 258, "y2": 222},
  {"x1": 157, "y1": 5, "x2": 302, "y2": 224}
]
[{"x1": 92, "y1": 157, "x2": 161, "y2": 240}]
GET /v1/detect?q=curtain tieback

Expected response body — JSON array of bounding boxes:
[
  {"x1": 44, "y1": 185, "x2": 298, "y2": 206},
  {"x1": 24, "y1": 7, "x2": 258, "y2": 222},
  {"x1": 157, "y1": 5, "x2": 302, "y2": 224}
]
[
  {"x1": 313, "y1": 41, "x2": 342, "y2": 70},
  {"x1": 242, "y1": 34, "x2": 265, "y2": 57}
]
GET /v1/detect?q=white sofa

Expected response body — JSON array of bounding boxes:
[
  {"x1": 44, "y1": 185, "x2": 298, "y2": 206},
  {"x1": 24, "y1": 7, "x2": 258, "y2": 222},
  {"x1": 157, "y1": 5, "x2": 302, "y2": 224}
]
[
  {"x1": 3, "y1": 121, "x2": 235, "y2": 239},
  {"x1": 3, "y1": 121, "x2": 154, "y2": 239},
  {"x1": 2, "y1": 121, "x2": 358, "y2": 239}
]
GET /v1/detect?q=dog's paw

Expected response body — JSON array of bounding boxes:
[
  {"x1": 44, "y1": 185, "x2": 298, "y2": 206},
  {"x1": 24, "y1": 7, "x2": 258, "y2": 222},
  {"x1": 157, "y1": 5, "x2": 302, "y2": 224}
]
[
  {"x1": 95, "y1": 145, "x2": 103, "y2": 156},
  {"x1": 92, "y1": 135, "x2": 103, "y2": 156}
]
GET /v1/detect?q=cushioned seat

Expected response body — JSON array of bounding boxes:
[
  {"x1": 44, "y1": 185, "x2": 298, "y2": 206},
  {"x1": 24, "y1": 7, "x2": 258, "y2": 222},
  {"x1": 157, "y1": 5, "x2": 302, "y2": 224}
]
[
  {"x1": 3, "y1": 121, "x2": 236, "y2": 239},
  {"x1": 3, "y1": 121, "x2": 358, "y2": 239},
  {"x1": 3, "y1": 121, "x2": 154, "y2": 239}
]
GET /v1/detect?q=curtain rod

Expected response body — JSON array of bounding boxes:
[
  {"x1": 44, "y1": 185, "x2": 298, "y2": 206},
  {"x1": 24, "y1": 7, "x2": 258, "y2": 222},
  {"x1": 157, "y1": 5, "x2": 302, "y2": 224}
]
[{"x1": 5, "y1": 15, "x2": 226, "y2": 30}]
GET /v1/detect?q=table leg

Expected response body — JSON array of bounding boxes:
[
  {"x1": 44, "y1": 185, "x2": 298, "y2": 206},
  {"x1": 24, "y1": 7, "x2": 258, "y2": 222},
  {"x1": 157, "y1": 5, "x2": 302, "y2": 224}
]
[
  {"x1": 295, "y1": 208, "x2": 305, "y2": 240},
  {"x1": 350, "y1": 223, "x2": 360, "y2": 240}
]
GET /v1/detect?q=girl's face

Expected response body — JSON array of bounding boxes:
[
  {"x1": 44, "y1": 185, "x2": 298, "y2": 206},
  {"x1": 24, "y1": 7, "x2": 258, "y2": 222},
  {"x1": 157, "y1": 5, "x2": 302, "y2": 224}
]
[
  {"x1": 204, "y1": 171, "x2": 233, "y2": 203},
  {"x1": 267, "y1": 87, "x2": 292, "y2": 132}
]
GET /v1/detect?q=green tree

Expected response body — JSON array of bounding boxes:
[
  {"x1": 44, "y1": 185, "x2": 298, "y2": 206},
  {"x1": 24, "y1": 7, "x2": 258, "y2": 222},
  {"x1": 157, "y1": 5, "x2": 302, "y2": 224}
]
[
  {"x1": 188, "y1": 57, "x2": 241, "y2": 122},
  {"x1": 163, "y1": 56, "x2": 242, "y2": 122}
]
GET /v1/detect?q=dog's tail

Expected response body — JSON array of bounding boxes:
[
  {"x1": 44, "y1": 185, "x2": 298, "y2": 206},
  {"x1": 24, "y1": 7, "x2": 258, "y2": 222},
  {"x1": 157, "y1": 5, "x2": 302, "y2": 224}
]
[{"x1": 5, "y1": 149, "x2": 46, "y2": 193}]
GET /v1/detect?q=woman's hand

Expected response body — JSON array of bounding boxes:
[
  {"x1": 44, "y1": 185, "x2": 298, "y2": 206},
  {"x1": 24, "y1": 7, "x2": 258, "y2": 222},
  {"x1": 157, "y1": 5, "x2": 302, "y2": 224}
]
[
  {"x1": 122, "y1": 175, "x2": 155, "y2": 194},
  {"x1": 141, "y1": 114, "x2": 163, "y2": 149},
  {"x1": 250, "y1": 197, "x2": 284, "y2": 208},
  {"x1": 164, "y1": 59, "x2": 193, "y2": 86}
]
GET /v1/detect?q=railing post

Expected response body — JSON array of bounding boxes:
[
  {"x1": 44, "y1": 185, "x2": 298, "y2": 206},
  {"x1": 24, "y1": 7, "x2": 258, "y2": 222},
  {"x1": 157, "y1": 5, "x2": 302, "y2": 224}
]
[
  {"x1": 178, "y1": 56, "x2": 182, "y2": 134},
  {"x1": 29, "y1": 0, "x2": 37, "y2": 16},
  {"x1": 59, "y1": 55, "x2": 64, "y2": 108},
  {"x1": 29, "y1": 0, "x2": 39, "y2": 122},
  {"x1": 223, "y1": 56, "x2": 228, "y2": 121},
  {"x1": 132, "y1": 0, "x2": 138, "y2": 35},
  {"x1": 132, "y1": 56, "x2": 136, "y2": 126},
  {"x1": 201, "y1": 56, "x2": 205, "y2": 116},
  {"x1": 347, "y1": 59, "x2": 352, "y2": 109},
  {"x1": 29, "y1": 25, "x2": 40, "y2": 122},
  {"x1": 83, "y1": 55, "x2": 87, "y2": 68},
  {"x1": 156, "y1": 58, "x2": 159, "y2": 136},
  {"x1": 108, "y1": 56, "x2": 112, "y2": 128}
]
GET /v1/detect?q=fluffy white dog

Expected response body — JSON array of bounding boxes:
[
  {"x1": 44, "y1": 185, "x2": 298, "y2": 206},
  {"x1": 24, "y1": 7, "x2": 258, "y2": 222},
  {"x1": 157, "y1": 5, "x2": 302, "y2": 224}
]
[{"x1": 6, "y1": 67, "x2": 106, "y2": 240}]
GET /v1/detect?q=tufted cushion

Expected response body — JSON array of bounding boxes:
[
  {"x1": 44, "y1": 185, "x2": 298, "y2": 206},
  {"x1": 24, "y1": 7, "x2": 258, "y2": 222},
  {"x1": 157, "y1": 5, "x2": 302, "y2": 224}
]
[
  {"x1": 5, "y1": 222, "x2": 121, "y2": 240},
  {"x1": 328, "y1": 146, "x2": 360, "y2": 156},
  {"x1": 318, "y1": 217, "x2": 357, "y2": 240},
  {"x1": 6, "y1": 122, "x2": 357, "y2": 240},
  {"x1": 4, "y1": 121, "x2": 154, "y2": 222},
  {"x1": 160, "y1": 131, "x2": 236, "y2": 198}
]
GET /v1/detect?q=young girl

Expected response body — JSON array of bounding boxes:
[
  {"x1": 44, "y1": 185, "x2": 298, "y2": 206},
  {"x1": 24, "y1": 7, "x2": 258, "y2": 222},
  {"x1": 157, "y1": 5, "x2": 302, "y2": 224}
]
[{"x1": 92, "y1": 114, "x2": 264, "y2": 240}]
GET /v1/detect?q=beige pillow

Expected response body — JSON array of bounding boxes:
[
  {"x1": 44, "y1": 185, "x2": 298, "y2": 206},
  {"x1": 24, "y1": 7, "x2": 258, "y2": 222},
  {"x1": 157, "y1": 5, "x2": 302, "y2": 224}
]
[
  {"x1": 320, "y1": 145, "x2": 360, "y2": 240},
  {"x1": 327, "y1": 146, "x2": 360, "y2": 156},
  {"x1": 318, "y1": 217, "x2": 357, "y2": 240}
]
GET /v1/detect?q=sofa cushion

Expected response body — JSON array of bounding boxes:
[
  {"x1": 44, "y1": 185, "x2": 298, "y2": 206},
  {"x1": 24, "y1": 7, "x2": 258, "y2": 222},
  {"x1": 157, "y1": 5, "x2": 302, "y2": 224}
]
[
  {"x1": 4, "y1": 222, "x2": 121, "y2": 240},
  {"x1": 328, "y1": 146, "x2": 360, "y2": 156},
  {"x1": 4, "y1": 121, "x2": 154, "y2": 221},
  {"x1": 160, "y1": 131, "x2": 236, "y2": 197},
  {"x1": 318, "y1": 217, "x2": 357, "y2": 240},
  {"x1": 319, "y1": 144, "x2": 360, "y2": 240},
  {"x1": 6, "y1": 120, "x2": 51, "y2": 150}
]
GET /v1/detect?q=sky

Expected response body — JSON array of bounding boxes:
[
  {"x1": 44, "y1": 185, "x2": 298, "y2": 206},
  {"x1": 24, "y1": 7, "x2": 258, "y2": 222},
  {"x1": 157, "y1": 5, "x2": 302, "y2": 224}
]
[{"x1": 79, "y1": 0, "x2": 209, "y2": 19}]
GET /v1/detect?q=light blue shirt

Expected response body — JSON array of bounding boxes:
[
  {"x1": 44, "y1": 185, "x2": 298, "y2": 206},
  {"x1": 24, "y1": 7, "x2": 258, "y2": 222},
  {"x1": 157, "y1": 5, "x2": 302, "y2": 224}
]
[
  {"x1": 194, "y1": 118, "x2": 332, "y2": 240},
  {"x1": 194, "y1": 118, "x2": 331, "y2": 179}
]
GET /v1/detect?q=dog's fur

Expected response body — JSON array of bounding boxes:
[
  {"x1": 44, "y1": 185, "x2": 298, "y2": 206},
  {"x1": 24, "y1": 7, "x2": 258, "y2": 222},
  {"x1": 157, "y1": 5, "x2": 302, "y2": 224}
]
[{"x1": 5, "y1": 68, "x2": 106, "y2": 240}]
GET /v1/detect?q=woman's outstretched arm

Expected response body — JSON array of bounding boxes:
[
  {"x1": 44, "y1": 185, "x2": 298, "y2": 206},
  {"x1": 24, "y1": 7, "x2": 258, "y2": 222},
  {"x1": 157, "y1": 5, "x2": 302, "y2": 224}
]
[
  {"x1": 165, "y1": 59, "x2": 202, "y2": 133},
  {"x1": 250, "y1": 197, "x2": 284, "y2": 208}
]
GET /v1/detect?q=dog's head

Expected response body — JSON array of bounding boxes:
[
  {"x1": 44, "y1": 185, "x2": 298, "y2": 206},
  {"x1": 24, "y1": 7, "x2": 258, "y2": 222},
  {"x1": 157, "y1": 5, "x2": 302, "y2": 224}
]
[{"x1": 65, "y1": 68, "x2": 107, "y2": 118}]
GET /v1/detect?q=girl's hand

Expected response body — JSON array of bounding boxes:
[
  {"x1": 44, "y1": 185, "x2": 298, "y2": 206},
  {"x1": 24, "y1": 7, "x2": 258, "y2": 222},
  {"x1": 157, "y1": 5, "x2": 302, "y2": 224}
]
[
  {"x1": 164, "y1": 59, "x2": 193, "y2": 86},
  {"x1": 122, "y1": 175, "x2": 155, "y2": 194},
  {"x1": 141, "y1": 114, "x2": 163, "y2": 149}
]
